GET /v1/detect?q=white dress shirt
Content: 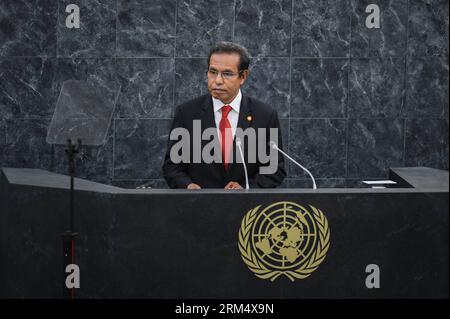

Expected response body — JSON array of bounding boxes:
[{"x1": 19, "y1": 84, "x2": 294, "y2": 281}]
[{"x1": 212, "y1": 89, "x2": 241, "y2": 139}]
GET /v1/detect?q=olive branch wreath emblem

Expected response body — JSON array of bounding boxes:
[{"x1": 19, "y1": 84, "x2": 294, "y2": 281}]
[{"x1": 238, "y1": 202, "x2": 330, "y2": 282}]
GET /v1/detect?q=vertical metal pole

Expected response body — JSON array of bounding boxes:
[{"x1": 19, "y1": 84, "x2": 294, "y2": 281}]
[{"x1": 62, "y1": 139, "x2": 78, "y2": 299}]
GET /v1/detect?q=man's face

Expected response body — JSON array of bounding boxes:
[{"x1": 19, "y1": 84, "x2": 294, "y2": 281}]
[{"x1": 207, "y1": 53, "x2": 248, "y2": 104}]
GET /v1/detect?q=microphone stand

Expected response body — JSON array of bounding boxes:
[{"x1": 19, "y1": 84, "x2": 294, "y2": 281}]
[
  {"x1": 236, "y1": 138, "x2": 250, "y2": 190},
  {"x1": 270, "y1": 142, "x2": 317, "y2": 189},
  {"x1": 62, "y1": 138, "x2": 81, "y2": 298}
]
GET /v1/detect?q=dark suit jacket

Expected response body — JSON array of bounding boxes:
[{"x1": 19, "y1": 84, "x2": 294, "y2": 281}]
[{"x1": 162, "y1": 94, "x2": 286, "y2": 188}]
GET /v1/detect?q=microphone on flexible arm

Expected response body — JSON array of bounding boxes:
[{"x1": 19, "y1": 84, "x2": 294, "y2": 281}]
[
  {"x1": 269, "y1": 141, "x2": 317, "y2": 190},
  {"x1": 235, "y1": 137, "x2": 250, "y2": 190}
]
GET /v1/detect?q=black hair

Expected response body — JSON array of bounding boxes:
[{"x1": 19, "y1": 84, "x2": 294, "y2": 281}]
[{"x1": 207, "y1": 41, "x2": 250, "y2": 72}]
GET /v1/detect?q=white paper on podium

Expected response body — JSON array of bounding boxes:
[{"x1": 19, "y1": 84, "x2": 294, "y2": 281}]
[{"x1": 362, "y1": 180, "x2": 397, "y2": 185}]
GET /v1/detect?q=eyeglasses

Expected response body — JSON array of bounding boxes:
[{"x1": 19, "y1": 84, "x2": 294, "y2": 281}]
[{"x1": 206, "y1": 69, "x2": 242, "y2": 80}]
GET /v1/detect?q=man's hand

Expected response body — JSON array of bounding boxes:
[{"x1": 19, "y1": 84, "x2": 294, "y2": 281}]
[
  {"x1": 224, "y1": 181, "x2": 243, "y2": 190},
  {"x1": 187, "y1": 183, "x2": 201, "y2": 189}
]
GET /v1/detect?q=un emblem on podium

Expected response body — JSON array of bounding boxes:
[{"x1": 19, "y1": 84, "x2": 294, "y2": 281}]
[{"x1": 238, "y1": 201, "x2": 330, "y2": 281}]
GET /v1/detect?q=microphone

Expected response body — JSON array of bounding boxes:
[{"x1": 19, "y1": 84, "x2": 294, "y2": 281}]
[
  {"x1": 235, "y1": 138, "x2": 250, "y2": 190},
  {"x1": 269, "y1": 141, "x2": 317, "y2": 190}
]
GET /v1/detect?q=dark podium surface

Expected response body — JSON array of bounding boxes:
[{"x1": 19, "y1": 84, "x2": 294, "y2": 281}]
[{"x1": 0, "y1": 167, "x2": 448, "y2": 298}]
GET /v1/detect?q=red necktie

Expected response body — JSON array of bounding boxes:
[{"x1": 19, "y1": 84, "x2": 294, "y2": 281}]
[{"x1": 219, "y1": 105, "x2": 233, "y2": 170}]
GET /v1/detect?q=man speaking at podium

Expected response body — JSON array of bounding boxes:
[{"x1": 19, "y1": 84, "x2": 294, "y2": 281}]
[{"x1": 163, "y1": 42, "x2": 286, "y2": 189}]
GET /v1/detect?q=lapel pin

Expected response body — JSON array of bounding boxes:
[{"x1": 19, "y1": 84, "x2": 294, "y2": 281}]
[{"x1": 246, "y1": 115, "x2": 252, "y2": 123}]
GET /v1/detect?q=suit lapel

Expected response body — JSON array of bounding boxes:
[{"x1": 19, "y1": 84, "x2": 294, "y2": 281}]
[
  {"x1": 199, "y1": 94, "x2": 216, "y2": 129},
  {"x1": 227, "y1": 95, "x2": 253, "y2": 177},
  {"x1": 199, "y1": 94, "x2": 226, "y2": 179}
]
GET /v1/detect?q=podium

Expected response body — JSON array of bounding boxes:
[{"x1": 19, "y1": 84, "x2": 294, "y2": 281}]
[{"x1": 0, "y1": 167, "x2": 448, "y2": 298}]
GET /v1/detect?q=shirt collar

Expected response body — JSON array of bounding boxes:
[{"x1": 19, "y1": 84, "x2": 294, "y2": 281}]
[{"x1": 212, "y1": 89, "x2": 242, "y2": 113}]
